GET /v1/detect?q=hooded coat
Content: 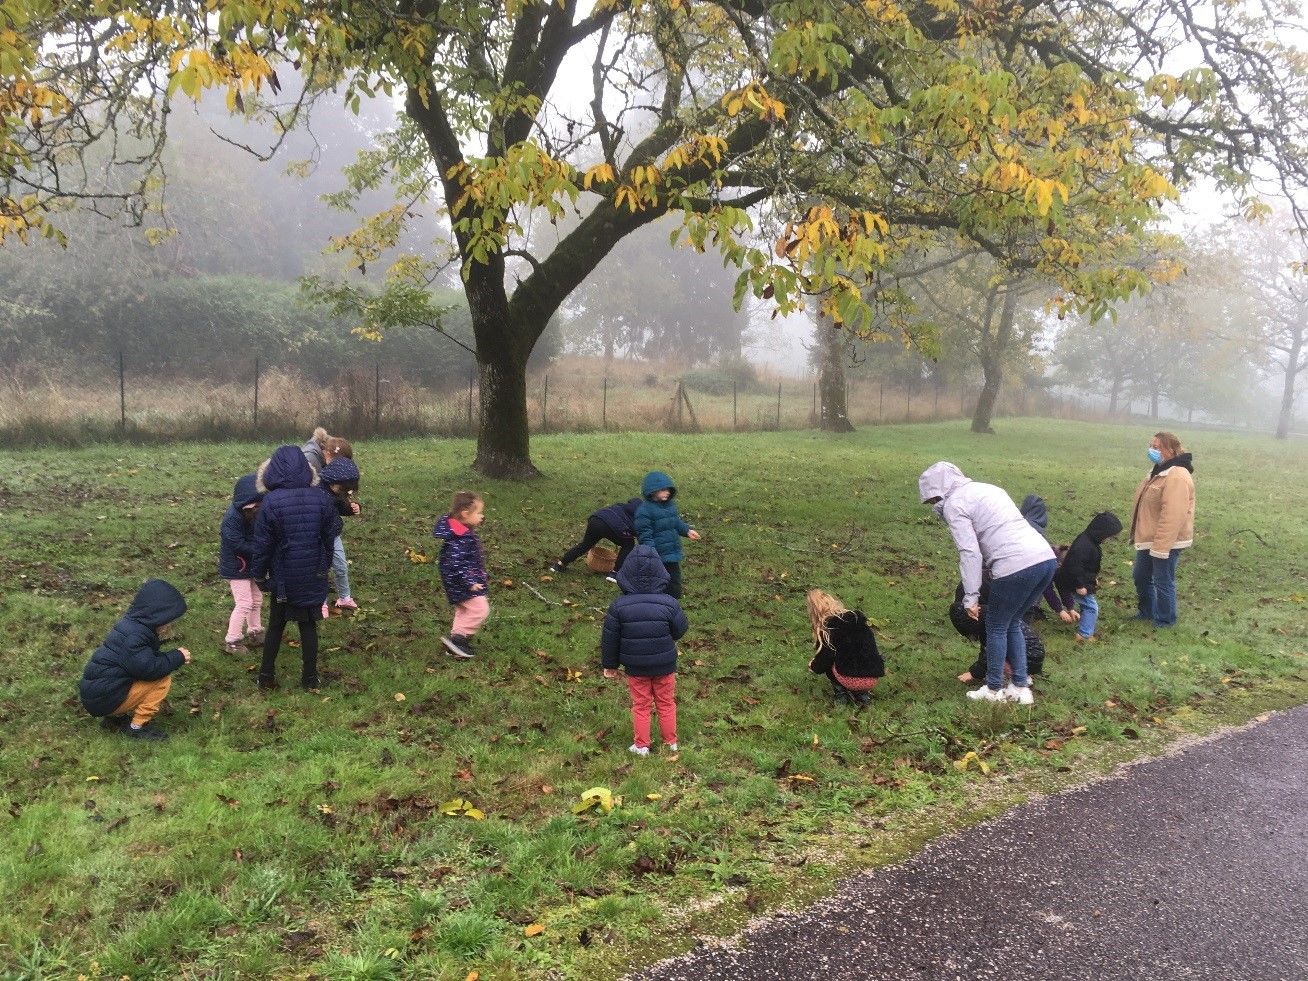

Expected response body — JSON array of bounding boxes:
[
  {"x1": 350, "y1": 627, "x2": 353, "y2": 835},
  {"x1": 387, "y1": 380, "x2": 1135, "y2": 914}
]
[
  {"x1": 319, "y1": 457, "x2": 361, "y2": 518},
  {"x1": 919, "y1": 462, "x2": 1054, "y2": 607},
  {"x1": 601, "y1": 544, "x2": 689, "y2": 677},
  {"x1": 1129, "y1": 452, "x2": 1196, "y2": 558},
  {"x1": 79, "y1": 579, "x2": 187, "y2": 717},
  {"x1": 634, "y1": 472, "x2": 692, "y2": 563},
  {"x1": 809, "y1": 611, "x2": 886, "y2": 681},
  {"x1": 1020, "y1": 494, "x2": 1049, "y2": 537},
  {"x1": 433, "y1": 514, "x2": 488, "y2": 605},
  {"x1": 1055, "y1": 511, "x2": 1123, "y2": 594},
  {"x1": 593, "y1": 498, "x2": 642, "y2": 540},
  {"x1": 218, "y1": 473, "x2": 262, "y2": 579},
  {"x1": 251, "y1": 446, "x2": 342, "y2": 606}
]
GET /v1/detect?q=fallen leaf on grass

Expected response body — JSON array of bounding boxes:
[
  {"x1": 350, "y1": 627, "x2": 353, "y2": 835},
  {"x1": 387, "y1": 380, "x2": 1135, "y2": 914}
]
[
  {"x1": 540, "y1": 784, "x2": 554, "y2": 794},
  {"x1": 394, "y1": 692, "x2": 406, "y2": 702},
  {"x1": 317, "y1": 804, "x2": 334, "y2": 815},
  {"x1": 85, "y1": 775, "x2": 100, "y2": 782},
  {"x1": 646, "y1": 793, "x2": 662, "y2": 801},
  {"x1": 572, "y1": 787, "x2": 618, "y2": 814},
  {"x1": 523, "y1": 923, "x2": 545, "y2": 937},
  {"x1": 1071, "y1": 725, "x2": 1088, "y2": 736},
  {"x1": 405, "y1": 548, "x2": 430, "y2": 564},
  {"x1": 217, "y1": 794, "x2": 240, "y2": 810},
  {"x1": 465, "y1": 972, "x2": 480, "y2": 981},
  {"x1": 953, "y1": 751, "x2": 991, "y2": 775},
  {"x1": 440, "y1": 798, "x2": 485, "y2": 820}
]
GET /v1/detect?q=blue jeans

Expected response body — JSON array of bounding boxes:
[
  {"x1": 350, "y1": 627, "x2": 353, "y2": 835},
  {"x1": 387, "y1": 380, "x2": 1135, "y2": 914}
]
[
  {"x1": 1134, "y1": 548, "x2": 1181, "y2": 627},
  {"x1": 331, "y1": 536, "x2": 351, "y2": 600},
  {"x1": 1077, "y1": 593, "x2": 1099, "y2": 638},
  {"x1": 985, "y1": 558, "x2": 1057, "y2": 690}
]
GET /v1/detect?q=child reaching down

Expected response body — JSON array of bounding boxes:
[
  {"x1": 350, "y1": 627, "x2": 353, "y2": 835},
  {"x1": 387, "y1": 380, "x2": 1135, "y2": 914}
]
[
  {"x1": 602, "y1": 544, "x2": 688, "y2": 756},
  {"x1": 806, "y1": 590, "x2": 885, "y2": 707},
  {"x1": 434, "y1": 491, "x2": 489, "y2": 660}
]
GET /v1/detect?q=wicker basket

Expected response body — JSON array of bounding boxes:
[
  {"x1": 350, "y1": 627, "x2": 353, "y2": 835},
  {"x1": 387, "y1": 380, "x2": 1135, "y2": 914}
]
[{"x1": 585, "y1": 545, "x2": 619, "y2": 574}]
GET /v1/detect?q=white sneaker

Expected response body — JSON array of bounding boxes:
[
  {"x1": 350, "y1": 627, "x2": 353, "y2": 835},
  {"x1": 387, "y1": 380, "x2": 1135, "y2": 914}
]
[
  {"x1": 628, "y1": 744, "x2": 649, "y2": 757},
  {"x1": 666, "y1": 742, "x2": 678, "y2": 752},
  {"x1": 1005, "y1": 683, "x2": 1035, "y2": 705},
  {"x1": 967, "y1": 685, "x2": 1012, "y2": 703}
]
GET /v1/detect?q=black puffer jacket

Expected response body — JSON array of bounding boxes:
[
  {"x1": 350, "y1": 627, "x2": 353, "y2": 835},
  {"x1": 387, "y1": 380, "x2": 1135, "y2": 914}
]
[
  {"x1": 79, "y1": 579, "x2": 187, "y2": 717},
  {"x1": 809, "y1": 610, "x2": 885, "y2": 680},
  {"x1": 601, "y1": 545, "x2": 689, "y2": 677},
  {"x1": 1055, "y1": 511, "x2": 1123, "y2": 594},
  {"x1": 218, "y1": 473, "x2": 261, "y2": 579},
  {"x1": 251, "y1": 446, "x2": 343, "y2": 606}
]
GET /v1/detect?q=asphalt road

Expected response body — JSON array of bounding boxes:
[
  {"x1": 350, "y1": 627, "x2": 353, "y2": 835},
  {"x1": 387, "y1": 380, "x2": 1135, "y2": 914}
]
[{"x1": 638, "y1": 705, "x2": 1308, "y2": 981}]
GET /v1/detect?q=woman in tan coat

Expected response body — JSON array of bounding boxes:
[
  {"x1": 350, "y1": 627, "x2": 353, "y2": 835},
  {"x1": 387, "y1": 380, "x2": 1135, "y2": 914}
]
[{"x1": 1129, "y1": 431, "x2": 1195, "y2": 627}]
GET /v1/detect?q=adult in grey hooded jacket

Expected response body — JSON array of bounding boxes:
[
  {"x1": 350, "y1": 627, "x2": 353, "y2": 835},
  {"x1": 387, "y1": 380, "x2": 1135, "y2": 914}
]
[{"x1": 919, "y1": 462, "x2": 1057, "y2": 701}]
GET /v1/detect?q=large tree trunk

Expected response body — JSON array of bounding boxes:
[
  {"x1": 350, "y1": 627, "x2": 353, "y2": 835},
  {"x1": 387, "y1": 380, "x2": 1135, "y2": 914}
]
[
  {"x1": 1108, "y1": 373, "x2": 1122, "y2": 414},
  {"x1": 817, "y1": 314, "x2": 855, "y2": 432},
  {"x1": 1149, "y1": 387, "x2": 1160, "y2": 419},
  {"x1": 1275, "y1": 333, "x2": 1303, "y2": 439},
  {"x1": 971, "y1": 285, "x2": 1017, "y2": 434},
  {"x1": 473, "y1": 342, "x2": 537, "y2": 479}
]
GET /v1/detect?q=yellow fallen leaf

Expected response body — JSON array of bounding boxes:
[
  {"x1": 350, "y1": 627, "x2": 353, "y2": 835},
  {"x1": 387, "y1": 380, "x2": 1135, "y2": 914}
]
[
  {"x1": 466, "y1": 973, "x2": 480, "y2": 981},
  {"x1": 646, "y1": 793, "x2": 662, "y2": 800},
  {"x1": 524, "y1": 923, "x2": 545, "y2": 937},
  {"x1": 85, "y1": 775, "x2": 101, "y2": 782},
  {"x1": 1071, "y1": 726, "x2": 1088, "y2": 735},
  {"x1": 317, "y1": 804, "x2": 334, "y2": 815},
  {"x1": 394, "y1": 692, "x2": 406, "y2": 701}
]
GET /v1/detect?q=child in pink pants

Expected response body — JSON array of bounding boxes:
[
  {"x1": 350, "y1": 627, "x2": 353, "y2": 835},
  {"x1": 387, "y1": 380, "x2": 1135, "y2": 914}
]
[
  {"x1": 219, "y1": 473, "x2": 264, "y2": 652},
  {"x1": 433, "y1": 491, "x2": 490, "y2": 660}
]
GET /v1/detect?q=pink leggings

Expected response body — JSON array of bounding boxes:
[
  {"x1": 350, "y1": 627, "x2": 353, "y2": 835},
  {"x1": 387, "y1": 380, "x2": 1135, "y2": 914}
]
[
  {"x1": 226, "y1": 579, "x2": 264, "y2": 642},
  {"x1": 452, "y1": 595, "x2": 490, "y2": 636}
]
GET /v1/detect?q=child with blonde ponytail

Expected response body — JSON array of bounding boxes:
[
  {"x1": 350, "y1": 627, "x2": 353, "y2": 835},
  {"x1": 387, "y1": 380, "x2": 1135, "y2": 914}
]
[{"x1": 806, "y1": 590, "x2": 885, "y2": 707}]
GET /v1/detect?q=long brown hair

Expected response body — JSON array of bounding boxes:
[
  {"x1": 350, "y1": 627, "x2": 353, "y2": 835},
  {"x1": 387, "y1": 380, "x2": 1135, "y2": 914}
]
[
  {"x1": 324, "y1": 436, "x2": 353, "y2": 459},
  {"x1": 1153, "y1": 431, "x2": 1184, "y2": 459},
  {"x1": 450, "y1": 490, "x2": 482, "y2": 519},
  {"x1": 807, "y1": 589, "x2": 847, "y2": 651}
]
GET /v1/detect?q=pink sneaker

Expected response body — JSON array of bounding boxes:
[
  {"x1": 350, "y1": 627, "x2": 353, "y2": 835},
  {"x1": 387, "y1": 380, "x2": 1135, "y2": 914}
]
[{"x1": 335, "y1": 597, "x2": 358, "y2": 610}]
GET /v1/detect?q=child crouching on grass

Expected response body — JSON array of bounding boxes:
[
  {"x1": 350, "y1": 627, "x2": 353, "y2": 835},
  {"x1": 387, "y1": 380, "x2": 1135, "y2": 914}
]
[
  {"x1": 434, "y1": 491, "x2": 489, "y2": 660},
  {"x1": 602, "y1": 544, "x2": 689, "y2": 756},
  {"x1": 806, "y1": 590, "x2": 885, "y2": 707},
  {"x1": 79, "y1": 579, "x2": 192, "y2": 742}
]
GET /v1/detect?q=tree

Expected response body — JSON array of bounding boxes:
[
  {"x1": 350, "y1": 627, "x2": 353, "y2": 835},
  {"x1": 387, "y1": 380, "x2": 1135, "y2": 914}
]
[
  {"x1": 813, "y1": 311, "x2": 855, "y2": 432},
  {"x1": 5, "y1": 1, "x2": 1308, "y2": 475}
]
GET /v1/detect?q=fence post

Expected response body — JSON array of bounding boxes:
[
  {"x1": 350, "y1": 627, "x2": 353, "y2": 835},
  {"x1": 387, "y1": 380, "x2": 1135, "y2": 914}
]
[
  {"x1": 933, "y1": 379, "x2": 941, "y2": 419},
  {"x1": 732, "y1": 381, "x2": 738, "y2": 431},
  {"x1": 878, "y1": 381, "x2": 884, "y2": 422},
  {"x1": 602, "y1": 376, "x2": 608, "y2": 430},
  {"x1": 118, "y1": 351, "x2": 126, "y2": 433},
  {"x1": 253, "y1": 357, "x2": 260, "y2": 433},
  {"x1": 776, "y1": 381, "x2": 782, "y2": 430},
  {"x1": 374, "y1": 362, "x2": 381, "y2": 434},
  {"x1": 675, "y1": 381, "x2": 684, "y2": 429},
  {"x1": 906, "y1": 385, "x2": 913, "y2": 421},
  {"x1": 467, "y1": 369, "x2": 475, "y2": 434},
  {"x1": 811, "y1": 380, "x2": 817, "y2": 426},
  {"x1": 542, "y1": 374, "x2": 549, "y2": 431}
]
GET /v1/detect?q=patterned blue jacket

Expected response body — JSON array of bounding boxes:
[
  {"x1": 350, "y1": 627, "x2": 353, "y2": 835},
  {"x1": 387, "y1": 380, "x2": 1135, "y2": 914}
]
[{"x1": 433, "y1": 514, "x2": 488, "y2": 605}]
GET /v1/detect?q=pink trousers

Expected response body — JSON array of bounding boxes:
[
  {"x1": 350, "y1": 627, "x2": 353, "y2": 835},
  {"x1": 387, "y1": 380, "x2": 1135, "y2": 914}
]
[
  {"x1": 625, "y1": 673, "x2": 677, "y2": 749},
  {"x1": 226, "y1": 579, "x2": 263, "y2": 642},
  {"x1": 452, "y1": 594, "x2": 490, "y2": 636}
]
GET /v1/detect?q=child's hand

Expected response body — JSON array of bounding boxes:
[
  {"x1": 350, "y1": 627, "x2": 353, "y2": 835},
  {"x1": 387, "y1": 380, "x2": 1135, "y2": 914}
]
[
  {"x1": 1071, "y1": 610, "x2": 1081, "y2": 621},
  {"x1": 1059, "y1": 610, "x2": 1074, "y2": 623},
  {"x1": 470, "y1": 582, "x2": 485, "y2": 592},
  {"x1": 350, "y1": 502, "x2": 361, "y2": 515},
  {"x1": 966, "y1": 604, "x2": 981, "y2": 621},
  {"x1": 687, "y1": 529, "x2": 701, "y2": 541},
  {"x1": 180, "y1": 648, "x2": 192, "y2": 663},
  {"x1": 603, "y1": 668, "x2": 619, "y2": 680}
]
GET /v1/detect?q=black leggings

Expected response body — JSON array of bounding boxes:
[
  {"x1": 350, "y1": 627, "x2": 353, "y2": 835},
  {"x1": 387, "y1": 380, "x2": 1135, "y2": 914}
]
[
  {"x1": 261, "y1": 600, "x2": 320, "y2": 685},
  {"x1": 560, "y1": 517, "x2": 633, "y2": 570}
]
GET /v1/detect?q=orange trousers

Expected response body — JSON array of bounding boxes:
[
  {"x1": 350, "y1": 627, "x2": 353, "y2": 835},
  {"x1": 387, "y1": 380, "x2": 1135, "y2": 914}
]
[{"x1": 111, "y1": 676, "x2": 172, "y2": 726}]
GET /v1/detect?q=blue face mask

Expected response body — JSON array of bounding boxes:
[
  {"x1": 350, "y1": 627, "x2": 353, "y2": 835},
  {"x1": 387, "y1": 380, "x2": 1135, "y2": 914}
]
[{"x1": 1147, "y1": 447, "x2": 1163, "y2": 465}]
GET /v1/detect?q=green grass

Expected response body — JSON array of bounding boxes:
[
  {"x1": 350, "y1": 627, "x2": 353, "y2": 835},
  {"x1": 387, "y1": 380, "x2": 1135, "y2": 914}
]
[{"x1": 1, "y1": 420, "x2": 1305, "y2": 979}]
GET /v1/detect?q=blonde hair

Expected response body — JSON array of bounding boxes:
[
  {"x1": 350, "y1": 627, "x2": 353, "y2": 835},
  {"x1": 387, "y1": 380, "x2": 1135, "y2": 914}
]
[
  {"x1": 312, "y1": 426, "x2": 330, "y2": 446},
  {"x1": 1154, "y1": 431, "x2": 1184, "y2": 459},
  {"x1": 807, "y1": 589, "x2": 847, "y2": 651},
  {"x1": 451, "y1": 490, "x2": 483, "y2": 519}
]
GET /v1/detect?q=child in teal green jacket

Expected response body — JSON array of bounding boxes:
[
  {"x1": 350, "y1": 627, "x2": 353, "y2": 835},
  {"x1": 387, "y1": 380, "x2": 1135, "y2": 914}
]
[{"x1": 633, "y1": 470, "x2": 700, "y2": 600}]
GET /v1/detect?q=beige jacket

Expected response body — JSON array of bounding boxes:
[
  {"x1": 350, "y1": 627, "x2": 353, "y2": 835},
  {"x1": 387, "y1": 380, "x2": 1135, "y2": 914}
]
[{"x1": 1129, "y1": 458, "x2": 1195, "y2": 559}]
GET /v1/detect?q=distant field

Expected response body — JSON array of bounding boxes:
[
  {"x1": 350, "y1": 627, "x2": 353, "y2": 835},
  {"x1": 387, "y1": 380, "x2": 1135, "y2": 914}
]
[{"x1": 1, "y1": 420, "x2": 1304, "y2": 979}]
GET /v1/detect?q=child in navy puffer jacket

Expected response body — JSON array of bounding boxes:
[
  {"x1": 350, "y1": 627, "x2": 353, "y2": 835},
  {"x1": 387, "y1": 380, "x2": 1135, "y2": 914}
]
[
  {"x1": 433, "y1": 490, "x2": 489, "y2": 660},
  {"x1": 602, "y1": 544, "x2": 689, "y2": 756},
  {"x1": 251, "y1": 445, "x2": 342, "y2": 690},
  {"x1": 633, "y1": 471, "x2": 700, "y2": 600},
  {"x1": 219, "y1": 473, "x2": 264, "y2": 652},
  {"x1": 549, "y1": 498, "x2": 642, "y2": 580}
]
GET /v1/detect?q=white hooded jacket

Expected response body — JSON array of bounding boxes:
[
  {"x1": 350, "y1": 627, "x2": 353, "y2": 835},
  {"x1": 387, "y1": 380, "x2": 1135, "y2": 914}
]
[{"x1": 919, "y1": 462, "x2": 1054, "y2": 606}]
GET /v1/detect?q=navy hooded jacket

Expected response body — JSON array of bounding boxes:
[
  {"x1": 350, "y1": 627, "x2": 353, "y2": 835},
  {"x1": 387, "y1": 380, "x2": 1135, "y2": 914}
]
[
  {"x1": 593, "y1": 498, "x2": 642, "y2": 540},
  {"x1": 433, "y1": 514, "x2": 488, "y2": 605},
  {"x1": 251, "y1": 446, "x2": 342, "y2": 606},
  {"x1": 634, "y1": 472, "x2": 691, "y2": 563},
  {"x1": 1020, "y1": 494, "x2": 1050, "y2": 538},
  {"x1": 218, "y1": 473, "x2": 262, "y2": 579},
  {"x1": 319, "y1": 457, "x2": 361, "y2": 518},
  {"x1": 79, "y1": 579, "x2": 187, "y2": 717},
  {"x1": 1055, "y1": 511, "x2": 1123, "y2": 594},
  {"x1": 601, "y1": 545, "x2": 689, "y2": 677}
]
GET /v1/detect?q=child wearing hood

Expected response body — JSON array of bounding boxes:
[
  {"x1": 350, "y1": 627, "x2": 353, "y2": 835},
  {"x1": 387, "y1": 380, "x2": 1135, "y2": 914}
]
[
  {"x1": 548, "y1": 497, "x2": 643, "y2": 582},
  {"x1": 1054, "y1": 511, "x2": 1123, "y2": 642},
  {"x1": 251, "y1": 445, "x2": 343, "y2": 690},
  {"x1": 78, "y1": 579, "x2": 191, "y2": 741},
  {"x1": 634, "y1": 471, "x2": 700, "y2": 600},
  {"x1": 601, "y1": 544, "x2": 689, "y2": 756},
  {"x1": 219, "y1": 473, "x2": 264, "y2": 652},
  {"x1": 433, "y1": 490, "x2": 489, "y2": 660}
]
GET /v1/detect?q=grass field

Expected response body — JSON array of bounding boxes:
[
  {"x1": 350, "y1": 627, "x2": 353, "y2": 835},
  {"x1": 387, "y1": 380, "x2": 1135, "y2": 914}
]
[{"x1": 2, "y1": 420, "x2": 1305, "y2": 979}]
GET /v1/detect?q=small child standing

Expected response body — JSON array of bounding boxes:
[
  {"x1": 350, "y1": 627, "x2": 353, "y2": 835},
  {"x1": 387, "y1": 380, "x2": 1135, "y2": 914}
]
[
  {"x1": 806, "y1": 590, "x2": 885, "y2": 707},
  {"x1": 1054, "y1": 511, "x2": 1123, "y2": 642},
  {"x1": 251, "y1": 445, "x2": 343, "y2": 690},
  {"x1": 219, "y1": 473, "x2": 264, "y2": 653},
  {"x1": 433, "y1": 491, "x2": 489, "y2": 660},
  {"x1": 78, "y1": 579, "x2": 192, "y2": 741},
  {"x1": 601, "y1": 544, "x2": 688, "y2": 756},
  {"x1": 633, "y1": 471, "x2": 700, "y2": 600},
  {"x1": 301, "y1": 429, "x2": 360, "y2": 615},
  {"x1": 548, "y1": 497, "x2": 643, "y2": 581}
]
